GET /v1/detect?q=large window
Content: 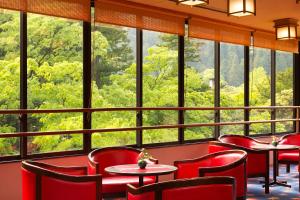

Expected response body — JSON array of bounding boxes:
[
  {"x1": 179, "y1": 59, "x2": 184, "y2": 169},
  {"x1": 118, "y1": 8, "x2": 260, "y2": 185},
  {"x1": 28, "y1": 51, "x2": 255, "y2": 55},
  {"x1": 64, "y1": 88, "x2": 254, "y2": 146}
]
[
  {"x1": 0, "y1": 10, "x2": 20, "y2": 156},
  {"x1": 249, "y1": 48, "x2": 271, "y2": 135},
  {"x1": 92, "y1": 24, "x2": 136, "y2": 148},
  {"x1": 220, "y1": 43, "x2": 244, "y2": 135},
  {"x1": 142, "y1": 31, "x2": 178, "y2": 144},
  {"x1": 27, "y1": 14, "x2": 83, "y2": 154},
  {"x1": 276, "y1": 51, "x2": 294, "y2": 133},
  {"x1": 0, "y1": 9, "x2": 297, "y2": 160},
  {"x1": 184, "y1": 38, "x2": 215, "y2": 140}
]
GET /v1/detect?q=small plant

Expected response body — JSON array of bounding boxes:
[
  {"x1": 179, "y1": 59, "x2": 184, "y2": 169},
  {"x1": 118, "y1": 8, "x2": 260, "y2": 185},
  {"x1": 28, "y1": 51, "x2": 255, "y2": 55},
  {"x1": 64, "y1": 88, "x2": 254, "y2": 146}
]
[
  {"x1": 271, "y1": 136, "x2": 279, "y2": 147},
  {"x1": 137, "y1": 148, "x2": 152, "y2": 169}
]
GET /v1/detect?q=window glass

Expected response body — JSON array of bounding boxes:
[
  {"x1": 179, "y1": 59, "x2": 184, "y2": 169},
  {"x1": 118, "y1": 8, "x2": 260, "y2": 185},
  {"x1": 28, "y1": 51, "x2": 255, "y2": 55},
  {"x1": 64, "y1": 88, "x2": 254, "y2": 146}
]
[
  {"x1": 276, "y1": 51, "x2": 293, "y2": 133},
  {"x1": 249, "y1": 48, "x2": 271, "y2": 135},
  {"x1": 0, "y1": 10, "x2": 20, "y2": 156},
  {"x1": 220, "y1": 43, "x2": 244, "y2": 135},
  {"x1": 143, "y1": 31, "x2": 178, "y2": 144},
  {"x1": 185, "y1": 38, "x2": 215, "y2": 140},
  {"x1": 27, "y1": 14, "x2": 83, "y2": 154},
  {"x1": 92, "y1": 24, "x2": 136, "y2": 147}
]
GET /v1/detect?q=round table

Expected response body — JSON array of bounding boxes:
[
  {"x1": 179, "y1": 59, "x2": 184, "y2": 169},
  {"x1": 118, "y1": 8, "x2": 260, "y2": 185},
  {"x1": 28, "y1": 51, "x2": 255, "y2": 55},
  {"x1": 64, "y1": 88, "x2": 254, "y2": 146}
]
[
  {"x1": 252, "y1": 144, "x2": 299, "y2": 188},
  {"x1": 105, "y1": 164, "x2": 177, "y2": 186}
]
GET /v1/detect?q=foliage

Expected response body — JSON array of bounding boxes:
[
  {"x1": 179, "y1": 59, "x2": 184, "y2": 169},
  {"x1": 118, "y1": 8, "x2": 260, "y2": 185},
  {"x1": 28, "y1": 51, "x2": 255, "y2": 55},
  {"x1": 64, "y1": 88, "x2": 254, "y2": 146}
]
[{"x1": 0, "y1": 11, "x2": 294, "y2": 155}]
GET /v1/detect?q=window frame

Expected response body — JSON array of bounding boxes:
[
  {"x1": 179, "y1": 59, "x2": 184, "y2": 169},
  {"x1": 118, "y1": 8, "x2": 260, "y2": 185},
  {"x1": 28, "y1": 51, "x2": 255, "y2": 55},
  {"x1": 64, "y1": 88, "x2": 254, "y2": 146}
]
[{"x1": 0, "y1": 9, "x2": 298, "y2": 162}]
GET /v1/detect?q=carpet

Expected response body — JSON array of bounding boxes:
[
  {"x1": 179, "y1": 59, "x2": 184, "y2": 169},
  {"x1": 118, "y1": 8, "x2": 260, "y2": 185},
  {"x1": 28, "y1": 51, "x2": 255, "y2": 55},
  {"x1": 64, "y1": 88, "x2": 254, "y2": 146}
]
[
  {"x1": 247, "y1": 165, "x2": 300, "y2": 200},
  {"x1": 105, "y1": 165, "x2": 300, "y2": 200}
]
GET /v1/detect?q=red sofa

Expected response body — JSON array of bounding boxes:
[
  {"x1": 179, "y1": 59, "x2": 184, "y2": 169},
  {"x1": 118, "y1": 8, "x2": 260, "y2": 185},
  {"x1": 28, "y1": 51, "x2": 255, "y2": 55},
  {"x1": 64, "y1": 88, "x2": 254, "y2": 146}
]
[
  {"x1": 127, "y1": 176, "x2": 236, "y2": 200},
  {"x1": 174, "y1": 150, "x2": 247, "y2": 200},
  {"x1": 22, "y1": 160, "x2": 101, "y2": 200},
  {"x1": 210, "y1": 134, "x2": 270, "y2": 194},
  {"x1": 278, "y1": 133, "x2": 300, "y2": 173},
  {"x1": 88, "y1": 147, "x2": 158, "y2": 198}
]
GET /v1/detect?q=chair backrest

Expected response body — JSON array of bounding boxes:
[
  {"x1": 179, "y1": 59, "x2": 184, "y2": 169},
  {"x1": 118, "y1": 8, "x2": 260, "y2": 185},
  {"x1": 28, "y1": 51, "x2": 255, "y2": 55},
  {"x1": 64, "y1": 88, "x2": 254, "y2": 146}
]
[
  {"x1": 174, "y1": 150, "x2": 247, "y2": 199},
  {"x1": 219, "y1": 135, "x2": 257, "y2": 148},
  {"x1": 22, "y1": 161, "x2": 101, "y2": 200},
  {"x1": 88, "y1": 147, "x2": 141, "y2": 176},
  {"x1": 279, "y1": 133, "x2": 300, "y2": 146},
  {"x1": 174, "y1": 150, "x2": 246, "y2": 178},
  {"x1": 127, "y1": 177, "x2": 236, "y2": 200}
]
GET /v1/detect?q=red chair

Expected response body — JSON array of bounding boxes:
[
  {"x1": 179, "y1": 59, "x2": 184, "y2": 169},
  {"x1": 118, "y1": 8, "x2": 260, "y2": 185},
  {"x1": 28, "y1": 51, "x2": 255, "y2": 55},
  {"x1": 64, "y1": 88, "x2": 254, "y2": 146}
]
[
  {"x1": 88, "y1": 147, "x2": 158, "y2": 198},
  {"x1": 211, "y1": 134, "x2": 270, "y2": 194},
  {"x1": 174, "y1": 150, "x2": 247, "y2": 200},
  {"x1": 22, "y1": 160, "x2": 101, "y2": 200},
  {"x1": 278, "y1": 133, "x2": 300, "y2": 173},
  {"x1": 127, "y1": 176, "x2": 236, "y2": 200}
]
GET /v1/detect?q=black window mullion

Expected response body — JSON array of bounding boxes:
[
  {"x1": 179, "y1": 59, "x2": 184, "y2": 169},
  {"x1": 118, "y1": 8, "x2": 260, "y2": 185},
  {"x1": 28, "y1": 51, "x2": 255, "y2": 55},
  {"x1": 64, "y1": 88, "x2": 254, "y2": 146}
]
[
  {"x1": 293, "y1": 42, "x2": 300, "y2": 132},
  {"x1": 214, "y1": 42, "x2": 221, "y2": 139},
  {"x1": 20, "y1": 12, "x2": 28, "y2": 159},
  {"x1": 244, "y1": 46, "x2": 250, "y2": 136},
  {"x1": 83, "y1": 21, "x2": 92, "y2": 153},
  {"x1": 178, "y1": 35, "x2": 185, "y2": 143},
  {"x1": 136, "y1": 29, "x2": 143, "y2": 148},
  {"x1": 271, "y1": 50, "x2": 276, "y2": 134}
]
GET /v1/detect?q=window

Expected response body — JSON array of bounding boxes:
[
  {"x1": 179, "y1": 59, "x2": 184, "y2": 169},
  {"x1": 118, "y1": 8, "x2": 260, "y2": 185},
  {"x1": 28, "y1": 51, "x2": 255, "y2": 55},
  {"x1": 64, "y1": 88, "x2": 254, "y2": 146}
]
[
  {"x1": 143, "y1": 31, "x2": 178, "y2": 144},
  {"x1": 0, "y1": 9, "x2": 297, "y2": 160},
  {"x1": 184, "y1": 38, "x2": 215, "y2": 140},
  {"x1": 220, "y1": 43, "x2": 244, "y2": 135},
  {"x1": 92, "y1": 24, "x2": 136, "y2": 148},
  {"x1": 276, "y1": 51, "x2": 294, "y2": 133},
  {"x1": 249, "y1": 48, "x2": 271, "y2": 135},
  {"x1": 27, "y1": 14, "x2": 83, "y2": 154},
  {"x1": 0, "y1": 10, "x2": 20, "y2": 156}
]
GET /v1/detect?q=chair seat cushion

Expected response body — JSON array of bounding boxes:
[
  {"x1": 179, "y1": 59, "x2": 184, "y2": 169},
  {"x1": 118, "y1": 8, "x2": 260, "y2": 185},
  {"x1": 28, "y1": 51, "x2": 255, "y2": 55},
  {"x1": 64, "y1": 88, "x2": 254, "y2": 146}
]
[
  {"x1": 103, "y1": 176, "x2": 156, "y2": 194},
  {"x1": 278, "y1": 152, "x2": 299, "y2": 162}
]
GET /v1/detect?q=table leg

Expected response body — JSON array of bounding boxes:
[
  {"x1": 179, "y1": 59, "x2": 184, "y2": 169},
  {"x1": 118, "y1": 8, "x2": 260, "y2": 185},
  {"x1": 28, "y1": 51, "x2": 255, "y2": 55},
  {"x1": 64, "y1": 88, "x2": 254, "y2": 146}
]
[
  {"x1": 268, "y1": 150, "x2": 290, "y2": 188},
  {"x1": 139, "y1": 176, "x2": 144, "y2": 187}
]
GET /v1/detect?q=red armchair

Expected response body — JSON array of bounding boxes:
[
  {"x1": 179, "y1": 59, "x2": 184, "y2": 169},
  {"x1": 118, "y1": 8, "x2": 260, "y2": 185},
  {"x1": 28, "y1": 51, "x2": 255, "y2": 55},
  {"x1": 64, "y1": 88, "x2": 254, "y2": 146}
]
[
  {"x1": 174, "y1": 150, "x2": 247, "y2": 200},
  {"x1": 88, "y1": 147, "x2": 158, "y2": 198},
  {"x1": 127, "y1": 176, "x2": 236, "y2": 200},
  {"x1": 278, "y1": 133, "x2": 300, "y2": 173},
  {"x1": 22, "y1": 160, "x2": 101, "y2": 200},
  {"x1": 211, "y1": 134, "x2": 270, "y2": 194}
]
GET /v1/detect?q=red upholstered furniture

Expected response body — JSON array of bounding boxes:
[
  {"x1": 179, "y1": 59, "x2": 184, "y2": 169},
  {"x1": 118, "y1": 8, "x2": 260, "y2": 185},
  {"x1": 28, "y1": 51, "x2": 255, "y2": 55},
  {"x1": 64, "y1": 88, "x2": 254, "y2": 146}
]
[
  {"x1": 88, "y1": 147, "x2": 158, "y2": 198},
  {"x1": 174, "y1": 150, "x2": 247, "y2": 200},
  {"x1": 127, "y1": 176, "x2": 236, "y2": 200},
  {"x1": 278, "y1": 133, "x2": 300, "y2": 173},
  {"x1": 22, "y1": 160, "x2": 101, "y2": 200},
  {"x1": 211, "y1": 135, "x2": 270, "y2": 194}
]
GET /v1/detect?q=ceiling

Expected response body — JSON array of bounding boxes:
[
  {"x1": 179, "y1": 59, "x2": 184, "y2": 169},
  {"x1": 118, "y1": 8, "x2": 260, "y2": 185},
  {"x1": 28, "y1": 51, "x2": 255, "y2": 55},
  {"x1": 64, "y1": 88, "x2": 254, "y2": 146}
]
[{"x1": 128, "y1": 0, "x2": 300, "y2": 34}]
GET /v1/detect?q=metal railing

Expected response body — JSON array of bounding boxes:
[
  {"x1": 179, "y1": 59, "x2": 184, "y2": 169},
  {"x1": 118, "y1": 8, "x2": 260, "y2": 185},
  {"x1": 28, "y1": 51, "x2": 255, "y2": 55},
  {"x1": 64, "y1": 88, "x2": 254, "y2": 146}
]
[{"x1": 0, "y1": 106, "x2": 298, "y2": 138}]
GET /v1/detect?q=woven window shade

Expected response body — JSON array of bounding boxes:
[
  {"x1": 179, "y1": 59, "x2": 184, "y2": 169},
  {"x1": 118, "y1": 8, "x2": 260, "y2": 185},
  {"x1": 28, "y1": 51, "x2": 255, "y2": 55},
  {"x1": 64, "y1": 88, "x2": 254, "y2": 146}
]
[
  {"x1": 254, "y1": 31, "x2": 299, "y2": 53},
  {"x1": 0, "y1": 1, "x2": 25, "y2": 11},
  {"x1": 26, "y1": 0, "x2": 90, "y2": 21},
  {"x1": 94, "y1": 0, "x2": 186, "y2": 35},
  {"x1": 189, "y1": 18, "x2": 251, "y2": 46}
]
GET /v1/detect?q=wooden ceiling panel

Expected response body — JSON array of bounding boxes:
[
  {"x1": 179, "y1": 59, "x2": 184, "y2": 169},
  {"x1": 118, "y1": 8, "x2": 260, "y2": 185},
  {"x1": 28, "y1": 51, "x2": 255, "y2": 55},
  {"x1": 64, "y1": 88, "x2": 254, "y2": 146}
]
[{"x1": 128, "y1": 0, "x2": 300, "y2": 34}]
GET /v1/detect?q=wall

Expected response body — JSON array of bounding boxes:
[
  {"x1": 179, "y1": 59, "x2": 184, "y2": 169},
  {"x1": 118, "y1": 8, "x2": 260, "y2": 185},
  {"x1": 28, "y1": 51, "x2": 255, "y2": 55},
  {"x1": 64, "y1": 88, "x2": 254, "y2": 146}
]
[
  {"x1": 0, "y1": 142, "x2": 210, "y2": 200},
  {"x1": 0, "y1": 136, "x2": 272, "y2": 200}
]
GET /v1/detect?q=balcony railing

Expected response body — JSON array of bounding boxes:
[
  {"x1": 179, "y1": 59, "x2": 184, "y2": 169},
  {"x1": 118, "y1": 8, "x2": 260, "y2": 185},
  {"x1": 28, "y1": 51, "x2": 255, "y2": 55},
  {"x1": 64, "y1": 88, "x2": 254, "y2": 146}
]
[{"x1": 0, "y1": 106, "x2": 298, "y2": 139}]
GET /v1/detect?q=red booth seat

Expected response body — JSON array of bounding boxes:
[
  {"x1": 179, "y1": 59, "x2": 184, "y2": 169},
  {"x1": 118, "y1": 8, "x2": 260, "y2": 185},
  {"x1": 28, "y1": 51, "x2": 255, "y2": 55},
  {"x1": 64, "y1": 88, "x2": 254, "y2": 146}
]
[
  {"x1": 127, "y1": 176, "x2": 236, "y2": 200},
  {"x1": 22, "y1": 160, "x2": 101, "y2": 200},
  {"x1": 212, "y1": 135, "x2": 270, "y2": 194},
  {"x1": 174, "y1": 150, "x2": 247, "y2": 200},
  {"x1": 88, "y1": 147, "x2": 158, "y2": 197},
  {"x1": 278, "y1": 133, "x2": 300, "y2": 173}
]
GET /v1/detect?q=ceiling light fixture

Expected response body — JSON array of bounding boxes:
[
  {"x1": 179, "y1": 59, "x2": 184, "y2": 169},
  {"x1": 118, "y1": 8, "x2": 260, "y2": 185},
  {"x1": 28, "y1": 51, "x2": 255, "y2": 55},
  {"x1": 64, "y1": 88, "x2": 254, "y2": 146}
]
[
  {"x1": 228, "y1": 0, "x2": 256, "y2": 17},
  {"x1": 274, "y1": 18, "x2": 298, "y2": 40},
  {"x1": 178, "y1": 0, "x2": 209, "y2": 6}
]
